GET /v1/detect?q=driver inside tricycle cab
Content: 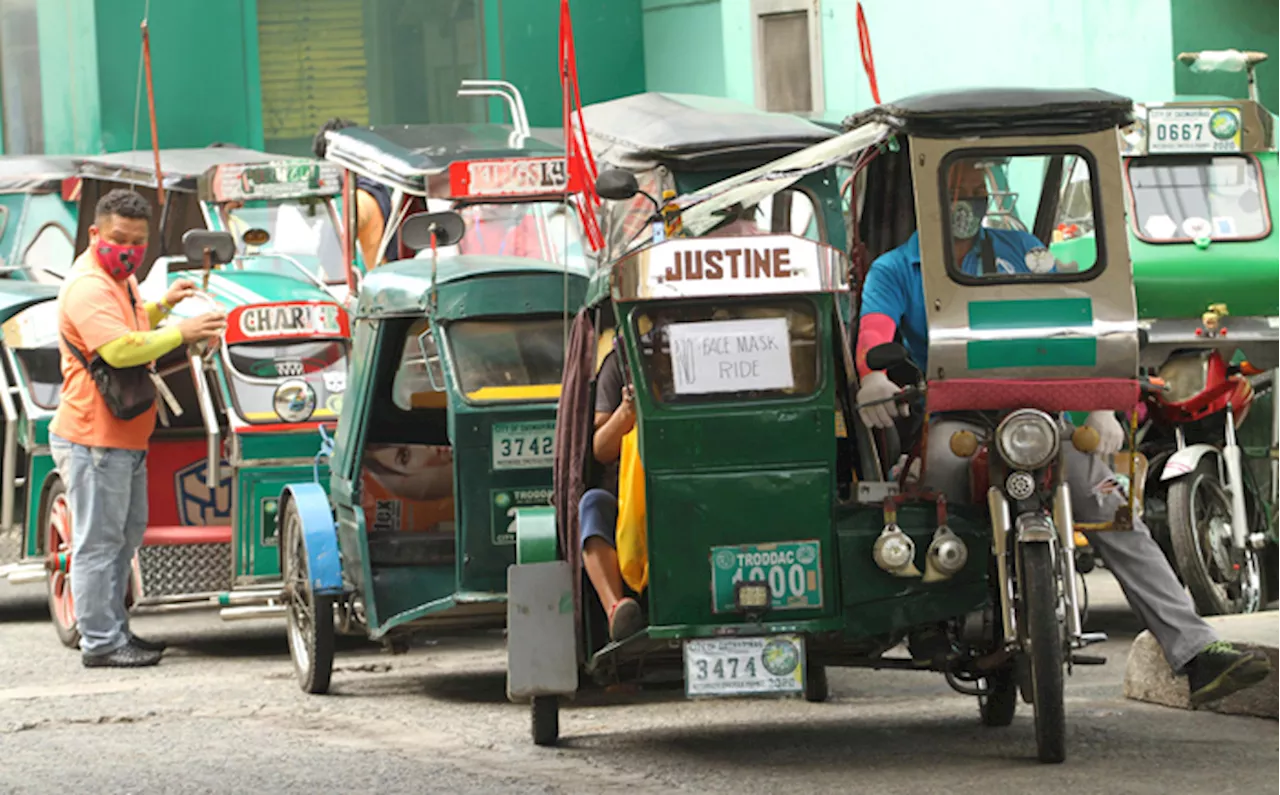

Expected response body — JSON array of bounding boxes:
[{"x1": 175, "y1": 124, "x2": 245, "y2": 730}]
[{"x1": 855, "y1": 155, "x2": 1270, "y2": 707}]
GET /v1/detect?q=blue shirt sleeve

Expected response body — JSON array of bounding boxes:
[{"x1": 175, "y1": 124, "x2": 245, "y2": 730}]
[{"x1": 859, "y1": 250, "x2": 910, "y2": 323}]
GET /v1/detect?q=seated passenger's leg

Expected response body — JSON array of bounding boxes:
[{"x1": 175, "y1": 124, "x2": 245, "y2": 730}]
[
  {"x1": 578, "y1": 488, "x2": 643, "y2": 641},
  {"x1": 1067, "y1": 443, "x2": 1269, "y2": 701}
]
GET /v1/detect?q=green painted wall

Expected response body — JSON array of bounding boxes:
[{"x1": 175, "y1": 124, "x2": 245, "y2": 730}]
[
  {"x1": 500, "y1": 0, "x2": 646, "y2": 127},
  {"x1": 643, "y1": 0, "x2": 726, "y2": 96},
  {"x1": 35, "y1": 0, "x2": 102, "y2": 154},
  {"x1": 93, "y1": 0, "x2": 262, "y2": 154},
  {"x1": 1171, "y1": 0, "x2": 1277, "y2": 111}
]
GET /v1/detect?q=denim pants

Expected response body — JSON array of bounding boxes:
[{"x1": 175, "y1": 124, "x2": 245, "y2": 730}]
[{"x1": 49, "y1": 434, "x2": 148, "y2": 656}]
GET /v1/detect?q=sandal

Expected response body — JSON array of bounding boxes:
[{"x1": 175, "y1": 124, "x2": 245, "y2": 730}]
[{"x1": 608, "y1": 597, "x2": 645, "y2": 642}]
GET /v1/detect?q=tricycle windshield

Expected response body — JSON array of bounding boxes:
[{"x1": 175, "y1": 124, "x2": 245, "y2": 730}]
[
  {"x1": 630, "y1": 298, "x2": 820, "y2": 404},
  {"x1": 222, "y1": 197, "x2": 344, "y2": 282},
  {"x1": 444, "y1": 316, "x2": 567, "y2": 403},
  {"x1": 451, "y1": 201, "x2": 586, "y2": 269},
  {"x1": 223, "y1": 338, "x2": 349, "y2": 423},
  {"x1": 1126, "y1": 155, "x2": 1270, "y2": 242},
  {"x1": 941, "y1": 151, "x2": 1103, "y2": 283},
  {"x1": 13, "y1": 346, "x2": 60, "y2": 410}
]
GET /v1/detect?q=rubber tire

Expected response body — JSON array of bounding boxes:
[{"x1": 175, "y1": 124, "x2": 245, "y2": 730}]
[
  {"x1": 1021, "y1": 542, "x2": 1066, "y2": 764},
  {"x1": 42, "y1": 479, "x2": 80, "y2": 649},
  {"x1": 283, "y1": 502, "x2": 335, "y2": 695},
  {"x1": 804, "y1": 662, "x2": 829, "y2": 703},
  {"x1": 979, "y1": 664, "x2": 1017, "y2": 727},
  {"x1": 1168, "y1": 460, "x2": 1259, "y2": 616},
  {"x1": 531, "y1": 696, "x2": 559, "y2": 746}
]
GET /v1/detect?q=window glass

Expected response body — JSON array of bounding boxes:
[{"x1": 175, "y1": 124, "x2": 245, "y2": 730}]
[
  {"x1": 943, "y1": 153, "x2": 1100, "y2": 281},
  {"x1": 753, "y1": 188, "x2": 822, "y2": 241},
  {"x1": 223, "y1": 198, "x2": 344, "y2": 281},
  {"x1": 392, "y1": 318, "x2": 447, "y2": 411},
  {"x1": 1128, "y1": 155, "x2": 1268, "y2": 242},
  {"x1": 13, "y1": 347, "x2": 60, "y2": 409},
  {"x1": 445, "y1": 317, "x2": 567, "y2": 402},
  {"x1": 22, "y1": 223, "x2": 73, "y2": 280},
  {"x1": 223, "y1": 339, "x2": 348, "y2": 423},
  {"x1": 633, "y1": 299, "x2": 820, "y2": 405},
  {"x1": 445, "y1": 201, "x2": 586, "y2": 270}
]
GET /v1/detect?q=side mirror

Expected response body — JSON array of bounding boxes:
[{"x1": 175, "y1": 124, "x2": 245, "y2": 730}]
[
  {"x1": 595, "y1": 169, "x2": 640, "y2": 201},
  {"x1": 182, "y1": 230, "x2": 236, "y2": 266},
  {"x1": 866, "y1": 342, "x2": 910, "y2": 372},
  {"x1": 401, "y1": 211, "x2": 466, "y2": 251}
]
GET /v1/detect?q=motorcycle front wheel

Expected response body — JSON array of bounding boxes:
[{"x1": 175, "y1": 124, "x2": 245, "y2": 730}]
[
  {"x1": 1168, "y1": 460, "x2": 1263, "y2": 616},
  {"x1": 1021, "y1": 542, "x2": 1065, "y2": 764}
]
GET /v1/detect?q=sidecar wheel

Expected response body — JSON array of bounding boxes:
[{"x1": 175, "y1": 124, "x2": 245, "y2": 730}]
[
  {"x1": 1022, "y1": 542, "x2": 1065, "y2": 763},
  {"x1": 978, "y1": 665, "x2": 1017, "y2": 727},
  {"x1": 283, "y1": 503, "x2": 335, "y2": 695},
  {"x1": 531, "y1": 696, "x2": 559, "y2": 746},
  {"x1": 803, "y1": 662, "x2": 829, "y2": 703}
]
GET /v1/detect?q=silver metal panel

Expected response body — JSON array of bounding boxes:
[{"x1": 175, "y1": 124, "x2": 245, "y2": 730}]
[
  {"x1": 138, "y1": 543, "x2": 233, "y2": 599},
  {"x1": 507, "y1": 561, "x2": 577, "y2": 699},
  {"x1": 913, "y1": 130, "x2": 1139, "y2": 382},
  {"x1": 1140, "y1": 316, "x2": 1279, "y2": 371}
]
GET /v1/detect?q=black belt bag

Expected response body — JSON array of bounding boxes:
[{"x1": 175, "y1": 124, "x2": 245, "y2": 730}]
[{"x1": 61, "y1": 334, "x2": 157, "y2": 420}]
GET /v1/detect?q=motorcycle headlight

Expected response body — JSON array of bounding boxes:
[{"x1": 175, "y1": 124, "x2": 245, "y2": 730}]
[
  {"x1": 996, "y1": 409, "x2": 1059, "y2": 470},
  {"x1": 1158, "y1": 351, "x2": 1211, "y2": 404}
]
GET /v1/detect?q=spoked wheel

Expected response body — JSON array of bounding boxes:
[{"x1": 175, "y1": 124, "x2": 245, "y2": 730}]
[
  {"x1": 1021, "y1": 542, "x2": 1066, "y2": 764},
  {"x1": 283, "y1": 502, "x2": 334, "y2": 694},
  {"x1": 803, "y1": 661, "x2": 829, "y2": 703},
  {"x1": 1168, "y1": 461, "x2": 1263, "y2": 616},
  {"x1": 978, "y1": 664, "x2": 1018, "y2": 727},
  {"x1": 43, "y1": 480, "x2": 79, "y2": 649},
  {"x1": 531, "y1": 696, "x2": 559, "y2": 746}
]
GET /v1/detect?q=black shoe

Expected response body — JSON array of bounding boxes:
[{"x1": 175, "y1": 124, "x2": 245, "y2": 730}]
[
  {"x1": 128, "y1": 634, "x2": 167, "y2": 653},
  {"x1": 82, "y1": 643, "x2": 162, "y2": 668},
  {"x1": 1186, "y1": 641, "x2": 1271, "y2": 706}
]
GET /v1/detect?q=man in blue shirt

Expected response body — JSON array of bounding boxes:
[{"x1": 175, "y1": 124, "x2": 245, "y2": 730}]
[{"x1": 854, "y1": 159, "x2": 1270, "y2": 706}]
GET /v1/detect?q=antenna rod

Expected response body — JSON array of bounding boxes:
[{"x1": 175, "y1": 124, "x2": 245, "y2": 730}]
[{"x1": 141, "y1": 20, "x2": 165, "y2": 208}]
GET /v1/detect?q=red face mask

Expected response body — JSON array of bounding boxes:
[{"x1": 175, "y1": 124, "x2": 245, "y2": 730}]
[{"x1": 95, "y1": 240, "x2": 147, "y2": 280}]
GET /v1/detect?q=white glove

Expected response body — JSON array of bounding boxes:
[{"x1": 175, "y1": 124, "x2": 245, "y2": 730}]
[
  {"x1": 1084, "y1": 410, "x2": 1124, "y2": 456},
  {"x1": 857, "y1": 371, "x2": 908, "y2": 430}
]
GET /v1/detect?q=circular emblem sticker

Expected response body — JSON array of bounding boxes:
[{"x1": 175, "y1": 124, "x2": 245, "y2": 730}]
[
  {"x1": 1209, "y1": 109, "x2": 1239, "y2": 140},
  {"x1": 273, "y1": 379, "x2": 316, "y2": 423},
  {"x1": 714, "y1": 549, "x2": 738, "y2": 570},
  {"x1": 494, "y1": 492, "x2": 511, "y2": 509},
  {"x1": 325, "y1": 394, "x2": 344, "y2": 415},
  {"x1": 761, "y1": 639, "x2": 800, "y2": 677},
  {"x1": 795, "y1": 544, "x2": 817, "y2": 565}
]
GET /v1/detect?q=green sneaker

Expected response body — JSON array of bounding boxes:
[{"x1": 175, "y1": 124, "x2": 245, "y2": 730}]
[{"x1": 1186, "y1": 641, "x2": 1272, "y2": 707}]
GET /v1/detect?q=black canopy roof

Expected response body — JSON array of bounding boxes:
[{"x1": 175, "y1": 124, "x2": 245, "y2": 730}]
[
  {"x1": 78, "y1": 148, "x2": 299, "y2": 192},
  {"x1": 842, "y1": 88, "x2": 1134, "y2": 138},
  {"x1": 582, "y1": 92, "x2": 835, "y2": 172},
  {"x1": 322, "y1": 124, "x2": 565, "y2": 194},
  {"x1": 0, "y1": 155, "x2": 79, "y2": 194}
]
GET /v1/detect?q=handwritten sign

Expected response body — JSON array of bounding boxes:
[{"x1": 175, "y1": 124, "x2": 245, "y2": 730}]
[{"x1": 668, "y1": 318, "x2": 794, "y2": 395}]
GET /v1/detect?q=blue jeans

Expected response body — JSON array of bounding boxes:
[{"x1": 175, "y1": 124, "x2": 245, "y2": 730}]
[
  {"x1": 49, "y1": 434, "x2": 148, "y2": 656},
  {"x1": 578, "y1": 489, "x2": 618, "y2": 550}
]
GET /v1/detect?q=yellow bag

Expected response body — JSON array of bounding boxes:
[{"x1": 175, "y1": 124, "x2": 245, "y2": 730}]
[{"x1": 615, "y1": 427, "x2": 649, "y2": 592}]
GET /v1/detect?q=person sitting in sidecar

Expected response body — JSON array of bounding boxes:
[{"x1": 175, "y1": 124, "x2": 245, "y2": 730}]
[
  {"x1": 854, "y1": 160, "x2": 1271, "y2": 707},
  {"x1": 579, "y1": 347, "x2": 646, "y2": 642}
]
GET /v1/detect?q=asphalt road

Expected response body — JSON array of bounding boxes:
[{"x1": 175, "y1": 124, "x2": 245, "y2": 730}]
[{"x1": 0, "y1": 572, "x2": 1274, "y2": 795}]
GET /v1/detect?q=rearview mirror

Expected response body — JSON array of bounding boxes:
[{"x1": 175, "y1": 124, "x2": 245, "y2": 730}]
[
  {"x1": 866, "y1": 342, "x2": 910, "y2": 372},
  {"x1": 595, "y1": 169, "x2": 640, "y2": 201},
  {"x1": 182, "y1": 230, "x2": 236, "y2": 266},
  {"x1": 401, "y1": 211, "x2": 466, "y2": 251}
]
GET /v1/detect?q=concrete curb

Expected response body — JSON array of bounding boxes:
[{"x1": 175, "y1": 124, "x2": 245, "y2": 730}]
[{"x1": 1123, "y1": 611, "x2": 1279, "y2": 719}]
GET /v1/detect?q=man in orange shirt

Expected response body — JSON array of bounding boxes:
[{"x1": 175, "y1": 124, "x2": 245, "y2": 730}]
[{"x1": 50, "y1": 189, "x2": 226, "y2": 668}]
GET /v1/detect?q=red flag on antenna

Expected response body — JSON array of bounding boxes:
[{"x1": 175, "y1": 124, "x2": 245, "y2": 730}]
[
  {"x1": 856, "y1": 2, "x2": 882, "y2": 105},
  {"x1": 559, "y1": 0, "x2": 605, "y2": 253}
]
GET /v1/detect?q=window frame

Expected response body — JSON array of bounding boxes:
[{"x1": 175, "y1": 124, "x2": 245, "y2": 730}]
[
  {"x1": 940, "y1": 146, "x2": 1108, "y2": 288},
  {"x1": 751, "y1": 0, "x2": 824, "y2": 115},
  {"x1": 1123, "y1": 153, "x2": 1272, "y2": 245},
  {"x1": 20, "y1": 221, "x2": 74, "y2": 280}
]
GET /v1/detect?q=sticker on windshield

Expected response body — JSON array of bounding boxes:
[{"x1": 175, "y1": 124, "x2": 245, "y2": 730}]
[
  {"x1": 1212, "y1": 216, "x2": 1237, "y2": 237},
  {"x1": 1143, "y1": 214, "x2": 1177, "y2": 239},
  {"x1": 668, "y1": 318, "x2": 794, "y2": 395},
  {"x1": 323, "y1": 371, "x2": 346, "y2": 393},
  {"x1": 1182, "y1": 216, "x2": 1212, "y2": 239}
]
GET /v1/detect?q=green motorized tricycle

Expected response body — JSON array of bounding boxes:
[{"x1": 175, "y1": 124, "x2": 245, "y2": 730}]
[
  {"x1": 506, "y1": 88, "x2": 1144, "y2": 764},
  {"x1": 276, "y1": 107, "x2": 591, "y2": 694},
  {"x1": 7, "y1": 148, "x2": 353, "y2": 645},
  {"x1": 1106, "y1": 49, "x2": 1279, "y2": 614}
]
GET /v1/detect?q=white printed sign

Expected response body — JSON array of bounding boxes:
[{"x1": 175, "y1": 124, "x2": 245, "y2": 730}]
[
  {"x1": 668, "y1": 317, "x2": 794, "y2": 395},
  {"x1": 644, "y1": 235, "x2": 825, "y2": 298}
]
